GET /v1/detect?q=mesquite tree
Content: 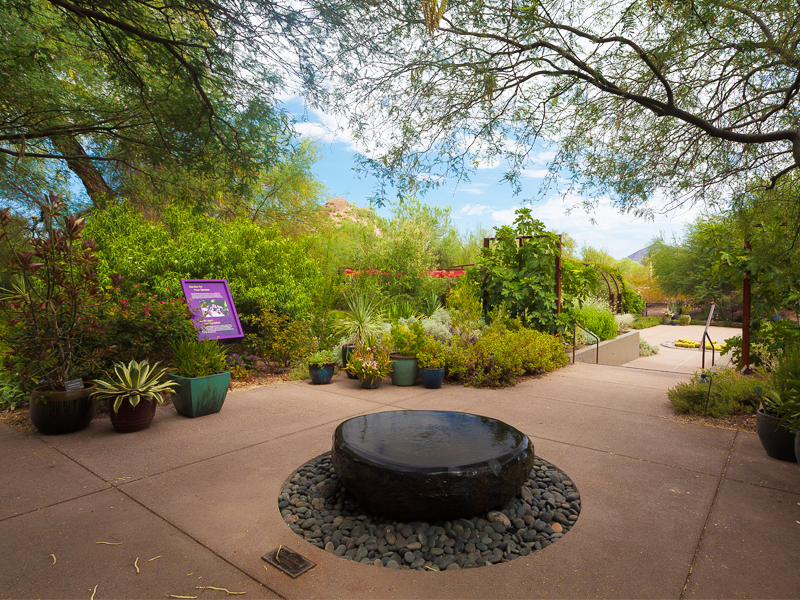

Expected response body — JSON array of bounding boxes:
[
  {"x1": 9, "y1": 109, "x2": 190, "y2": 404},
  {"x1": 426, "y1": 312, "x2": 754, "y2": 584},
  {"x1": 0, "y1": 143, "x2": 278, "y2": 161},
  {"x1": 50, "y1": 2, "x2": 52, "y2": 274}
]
[{"x1": 305, "y1": 0, "x2": 800, "y2": 214}]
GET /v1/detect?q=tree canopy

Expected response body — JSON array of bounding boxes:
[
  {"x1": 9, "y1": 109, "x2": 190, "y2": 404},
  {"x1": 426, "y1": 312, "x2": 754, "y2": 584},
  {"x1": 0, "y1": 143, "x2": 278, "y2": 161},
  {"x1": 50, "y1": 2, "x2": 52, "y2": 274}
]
[
  {"x1": 306, "y1": 0, "x2": 800, "y2": 214},
  {"x1": 0, "y1": 0, "x2": 317, "y2": 209}
]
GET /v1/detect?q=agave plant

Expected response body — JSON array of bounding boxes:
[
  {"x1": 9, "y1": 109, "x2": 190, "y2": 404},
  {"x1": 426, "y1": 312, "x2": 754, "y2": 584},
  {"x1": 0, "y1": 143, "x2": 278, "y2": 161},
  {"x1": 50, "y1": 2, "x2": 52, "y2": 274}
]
[
  {"x1": 92, "y1": 359, "x2": 177, "y2": 413},
  {"x1": 335, "y1": 291, "x2": 384, "y2": 347}
]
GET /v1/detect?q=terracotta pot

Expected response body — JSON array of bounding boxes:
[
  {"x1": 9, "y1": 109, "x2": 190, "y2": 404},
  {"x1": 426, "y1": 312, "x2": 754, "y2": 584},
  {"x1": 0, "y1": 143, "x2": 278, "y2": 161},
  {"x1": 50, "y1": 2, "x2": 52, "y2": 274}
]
[
  {"x1": 29, "y1": 383, "x2": 97, "y2": 435},
  {"x1": 109, "y1": 398, "x2": 157, "y2": 433}
]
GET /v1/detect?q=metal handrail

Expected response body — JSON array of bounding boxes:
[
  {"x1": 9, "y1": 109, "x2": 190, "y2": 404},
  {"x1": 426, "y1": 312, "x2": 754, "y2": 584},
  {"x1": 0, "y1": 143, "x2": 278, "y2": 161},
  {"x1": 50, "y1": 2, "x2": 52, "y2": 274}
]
[
  {"x1": 573, "y1": 325, "x2": 600, "y2": 364},
  {"x1": 701, "y1": 331, "x2": 716, "y2": 369}
]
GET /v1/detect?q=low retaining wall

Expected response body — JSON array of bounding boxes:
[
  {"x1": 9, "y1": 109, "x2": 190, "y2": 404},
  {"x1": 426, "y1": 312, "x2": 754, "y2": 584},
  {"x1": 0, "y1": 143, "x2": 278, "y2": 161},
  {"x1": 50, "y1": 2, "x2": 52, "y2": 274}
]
[{"x1": 571, "y1": 330, "x2": 640, "y2": 366}]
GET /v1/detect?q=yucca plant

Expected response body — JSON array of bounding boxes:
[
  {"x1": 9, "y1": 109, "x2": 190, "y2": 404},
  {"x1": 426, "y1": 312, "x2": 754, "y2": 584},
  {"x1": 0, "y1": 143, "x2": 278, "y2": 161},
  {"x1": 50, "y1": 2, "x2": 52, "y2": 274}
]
[{"x1": 92, "y1": 359, "x2": 177, "y2": 413}]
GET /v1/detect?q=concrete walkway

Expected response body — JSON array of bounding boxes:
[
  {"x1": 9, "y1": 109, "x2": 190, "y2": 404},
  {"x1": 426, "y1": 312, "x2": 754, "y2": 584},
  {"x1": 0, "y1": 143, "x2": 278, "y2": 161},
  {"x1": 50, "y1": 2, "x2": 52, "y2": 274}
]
[
  {"x1": 624, "y1": 324, "x2": 742, "y2": 374},
  {"x1": 1, "y1": 327, "x2": 798, "y2": 599}
]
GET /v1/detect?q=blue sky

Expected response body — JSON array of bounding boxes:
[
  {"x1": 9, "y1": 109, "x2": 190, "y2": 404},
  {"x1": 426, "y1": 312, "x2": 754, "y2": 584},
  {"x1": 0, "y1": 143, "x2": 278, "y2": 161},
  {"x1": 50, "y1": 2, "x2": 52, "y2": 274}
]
[{"x1": 287, "y1": 98, "x2": 702, "y2": 261}]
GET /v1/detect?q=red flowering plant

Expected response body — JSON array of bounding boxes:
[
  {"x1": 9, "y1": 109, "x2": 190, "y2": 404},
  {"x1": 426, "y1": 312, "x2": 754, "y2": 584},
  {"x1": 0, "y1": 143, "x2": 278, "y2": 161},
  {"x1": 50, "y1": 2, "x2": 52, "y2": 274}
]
[
  {"x1": 100, "y1": 283, "x2": 198, "y2": 372},
  {"x1": 416, "y1": 336, "x2": 447, "y2": 369},
  {"x1": 0, "y1": 193, "x2": 118, "y2": 392}
]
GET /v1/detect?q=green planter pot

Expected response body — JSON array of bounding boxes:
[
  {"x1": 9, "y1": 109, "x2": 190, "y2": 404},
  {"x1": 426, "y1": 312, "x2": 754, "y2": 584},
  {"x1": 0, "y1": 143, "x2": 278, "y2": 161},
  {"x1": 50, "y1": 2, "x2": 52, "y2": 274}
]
[
  {"x1": 168, "y1": 372, "x2": 231, "y2": 418},
  {"x1": 390, "y1": 355, "x2": 419, "y2": 386}
]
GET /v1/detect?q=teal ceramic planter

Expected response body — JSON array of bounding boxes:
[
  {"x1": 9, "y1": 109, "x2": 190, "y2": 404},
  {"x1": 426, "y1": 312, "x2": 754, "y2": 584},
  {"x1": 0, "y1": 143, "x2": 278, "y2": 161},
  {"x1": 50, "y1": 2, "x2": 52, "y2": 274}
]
[
  {"x1": 168, "y1": 371, "x2": 231, "y2": 418},
  {"x1": 390, "y1": 355, "x2": 419, "y2": 386}
]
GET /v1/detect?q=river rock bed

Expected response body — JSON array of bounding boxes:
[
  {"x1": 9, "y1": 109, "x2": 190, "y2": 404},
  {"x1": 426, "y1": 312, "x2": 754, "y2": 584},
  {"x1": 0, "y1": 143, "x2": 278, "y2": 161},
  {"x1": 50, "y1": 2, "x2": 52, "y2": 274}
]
[{"x1": 279, "y1": 453, "x2": 580, "y2": 571}]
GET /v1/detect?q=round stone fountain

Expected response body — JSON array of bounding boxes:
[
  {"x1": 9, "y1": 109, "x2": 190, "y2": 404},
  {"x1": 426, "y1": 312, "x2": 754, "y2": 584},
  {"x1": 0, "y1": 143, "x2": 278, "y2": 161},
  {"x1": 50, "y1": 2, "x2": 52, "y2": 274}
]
[{"x1": 331, "y1": 410, "x2": 535, "y2": 521}]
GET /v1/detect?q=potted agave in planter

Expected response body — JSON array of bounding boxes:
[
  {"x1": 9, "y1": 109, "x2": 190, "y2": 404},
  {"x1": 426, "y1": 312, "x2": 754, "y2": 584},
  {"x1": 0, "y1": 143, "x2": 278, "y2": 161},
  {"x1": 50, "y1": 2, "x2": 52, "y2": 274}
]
[
  {"x1": 92, "y1": 360, "x2": 177, "y2": 433},
  {"x1": 168, "y1": 339, "x2": 231, "y2": 418},
  {"x1": 307, "y1": 349, "x2": 338, "y2": 385},
  {"x1": 0, "y1": 194, "x2": 119, "y2": 434},
  {"x1": 417, "y1": 337, "x2": 447, "y2": 389}
]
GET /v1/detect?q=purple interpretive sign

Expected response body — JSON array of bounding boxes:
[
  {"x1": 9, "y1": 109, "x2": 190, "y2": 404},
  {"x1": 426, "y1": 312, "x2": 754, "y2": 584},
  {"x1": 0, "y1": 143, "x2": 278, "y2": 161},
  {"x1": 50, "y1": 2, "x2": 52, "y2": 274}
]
[{"x1": 180, "y1": 279, "x2": 243, "y2": 340}]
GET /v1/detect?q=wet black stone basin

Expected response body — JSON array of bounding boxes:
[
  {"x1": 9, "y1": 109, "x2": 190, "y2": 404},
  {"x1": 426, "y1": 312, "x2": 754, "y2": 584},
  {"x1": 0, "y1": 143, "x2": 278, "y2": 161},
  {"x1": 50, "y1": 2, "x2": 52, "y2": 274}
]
[{"x1": 331, "y1": 410, "x2": 535, "y2": 521}]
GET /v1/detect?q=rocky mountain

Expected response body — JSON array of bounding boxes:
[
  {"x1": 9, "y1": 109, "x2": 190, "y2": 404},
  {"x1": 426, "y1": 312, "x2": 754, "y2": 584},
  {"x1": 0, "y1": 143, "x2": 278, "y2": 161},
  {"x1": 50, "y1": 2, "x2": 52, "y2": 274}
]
[{"x1": 626, "y1": 247, "x2": 650, "y2": 263}]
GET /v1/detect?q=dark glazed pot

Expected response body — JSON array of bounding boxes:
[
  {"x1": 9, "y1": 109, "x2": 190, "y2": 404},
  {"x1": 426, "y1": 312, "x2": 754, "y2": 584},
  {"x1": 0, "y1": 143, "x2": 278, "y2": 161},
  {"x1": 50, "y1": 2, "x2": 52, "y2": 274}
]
[
  {"x1": 29, "y1": 383, "x2": 97, "y2": 435},
  {"x1": 109, "y1": 398, "x2": 157, "y2": 433},
  {"x1": 341, "y1": 344, "x2": 358, "y2": 379},
  {"x1": 359, "y1": 376, "x2": 382, "y2": 389},
  {"x1": 756, "y1": 410, "x2": 798, "y2": 462},
  {"x1": 309, "y1": 363, "x2": 335, "y2": 385},
  {"x1": 795, "y1": 431, "x2": 800, "y2": 465},
  {"x1": 420, "y1": 367, "x2": 445, "y2": 389}
]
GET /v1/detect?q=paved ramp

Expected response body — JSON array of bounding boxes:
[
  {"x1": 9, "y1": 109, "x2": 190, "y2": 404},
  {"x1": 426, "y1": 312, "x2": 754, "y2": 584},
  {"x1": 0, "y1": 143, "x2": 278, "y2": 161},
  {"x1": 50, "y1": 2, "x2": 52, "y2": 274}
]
[{"x1": 622, "y1": 324, "x2": 742, "y2": 373}]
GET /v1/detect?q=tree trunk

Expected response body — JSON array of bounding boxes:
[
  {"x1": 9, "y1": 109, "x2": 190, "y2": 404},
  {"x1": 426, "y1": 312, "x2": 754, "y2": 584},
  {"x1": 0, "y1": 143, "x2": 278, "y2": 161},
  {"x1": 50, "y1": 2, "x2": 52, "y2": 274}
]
[{"x1": 49, "y1": 135, "x2": 114, "y2": 209}]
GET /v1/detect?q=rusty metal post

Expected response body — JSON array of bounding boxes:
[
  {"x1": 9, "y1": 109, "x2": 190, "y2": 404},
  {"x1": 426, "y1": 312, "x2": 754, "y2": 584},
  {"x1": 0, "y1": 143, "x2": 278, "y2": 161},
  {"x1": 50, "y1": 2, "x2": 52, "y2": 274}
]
[
  {"x1": 556, "y1": 236, "x2": 562, "y2": 313},
  {"x1": 742, "y1": 239, "x2": 752, "y2": 371}
]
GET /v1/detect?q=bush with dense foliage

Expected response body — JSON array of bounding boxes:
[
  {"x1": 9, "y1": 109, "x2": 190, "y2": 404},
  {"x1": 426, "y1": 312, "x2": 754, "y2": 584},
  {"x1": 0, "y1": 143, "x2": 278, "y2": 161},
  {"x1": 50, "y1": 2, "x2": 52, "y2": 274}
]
[
  {"x1": 245, "y1": 309, "x2": 314, "y2": 370},
  {"x1": 100, "y1": 287, "x2": 198, "y2": 372},
  {"x1": 571, "y1": 297, "x2": 617, "y2": 342},
  {"x1": 446, "y1": 317, "x2": 567, "y2": 387},
  {"x1": 668, "y1": 369, "x2": 761, "y2": 417},
  {"x1": 86, "y1": 201, "x2": 320, "y2": 319}
]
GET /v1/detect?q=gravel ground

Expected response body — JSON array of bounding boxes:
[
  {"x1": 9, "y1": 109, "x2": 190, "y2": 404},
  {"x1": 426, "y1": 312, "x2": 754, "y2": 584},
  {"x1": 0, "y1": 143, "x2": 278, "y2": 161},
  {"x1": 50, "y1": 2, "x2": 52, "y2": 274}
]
[{"x1": 280, "y1": 453, "x2": 581, "y2": 571}]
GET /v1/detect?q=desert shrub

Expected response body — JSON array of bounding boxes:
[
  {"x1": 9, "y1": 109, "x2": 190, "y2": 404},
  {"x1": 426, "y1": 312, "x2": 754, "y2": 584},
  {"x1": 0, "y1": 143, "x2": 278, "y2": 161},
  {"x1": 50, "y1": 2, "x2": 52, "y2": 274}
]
[
  {"x1": 615, "y1": 313, "x2": 635, "y2": 332},
  {"x1": 390, "y1": 318, "x2": 426, "y2": 356},
  {"x1": 446, "y1": 325, "x2": 567, "y2": 388},
  {"x1": 630, "y1": 316, "x2": 662, "y2": 329},
  {"x1": 667, "y1": 369, "x2": 761, "y2": 417},
  {"x1": 572, "y1": 297, "x2": 617, "y2": 342},
  {"x1": 446, "y1": 279, "x2": 484, "y2": 342},
  {"x1": 244, "y1": 309, "x2": 314, "y2": 369},
  {"x1": 421, "y1": 308, "x2": 453, "y2": 343},
  {"x1": 639, "y1": 338, "x2": 660, "y2": 356},
  {"x1": 226, "y1": 353, "x2": 260, "y2": 381}
]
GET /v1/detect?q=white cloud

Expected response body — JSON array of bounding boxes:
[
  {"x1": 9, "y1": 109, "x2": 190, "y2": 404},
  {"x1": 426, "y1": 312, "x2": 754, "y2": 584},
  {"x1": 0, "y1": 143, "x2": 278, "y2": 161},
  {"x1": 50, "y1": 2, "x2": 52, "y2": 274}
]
[
  {"x1": 475, "y1": 157, "x2": 501, "y2": 170},
  {"x1": 459, "y1": 204, "x2": 494, "y2": 217},
  {"x1": 520, "y1": 168, "x2": 550, "y2": 179},
  {"x1": 490, "y1": 207, "x2": 520, "y2": 225}
]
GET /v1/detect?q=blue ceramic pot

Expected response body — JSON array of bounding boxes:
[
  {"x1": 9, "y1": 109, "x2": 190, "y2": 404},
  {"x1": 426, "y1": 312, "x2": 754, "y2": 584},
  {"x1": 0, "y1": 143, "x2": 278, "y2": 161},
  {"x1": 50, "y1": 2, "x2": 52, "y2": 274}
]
[{"x1": 420, "y1": 367, "x2": 445, "y2": 389}]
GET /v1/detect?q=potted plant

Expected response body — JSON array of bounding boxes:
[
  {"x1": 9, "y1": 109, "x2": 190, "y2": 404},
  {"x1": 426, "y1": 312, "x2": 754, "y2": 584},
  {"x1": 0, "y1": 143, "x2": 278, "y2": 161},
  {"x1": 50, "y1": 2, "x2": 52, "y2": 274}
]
[
  {"x1": 92, "y1": 359, "x2": 177, "y2": 433},
  {"x1": 754, "y1": 347, "x2": 800, "y2": 461},
  {"x1": 678, "y1": 314, "x2": 691, "y2": 326},
  {"x1": 389, "y1": 319, "x2": 425, "y2": 386},
  {"x1": 662, "y1": 310, "x2": 672, "y2": 325},
  {"x1": 307, "y1": 349, "x2": 337, "y2": 385},
  {"x1": 335, "y1": 292, "x2": 384, "y2": 379},
  {"x1": 346, "y1": 335, "x2": 393, "y2": 389},
  {"x1": 0, "y1": 194, "x2": 118, "y2": 434},
  {"x1": 417, "y1": 338, "x2": 446, "y2": 389},
  {"x1": 167, "y1": 339, "x2": 231, "y2": 418}
]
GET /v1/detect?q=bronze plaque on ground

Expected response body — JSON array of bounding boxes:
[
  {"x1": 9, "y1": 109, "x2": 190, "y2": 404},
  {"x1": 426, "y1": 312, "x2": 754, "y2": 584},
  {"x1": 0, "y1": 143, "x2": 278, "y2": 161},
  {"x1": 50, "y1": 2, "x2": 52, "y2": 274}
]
[{"x1": 262, "y1": 546, "x2": 316, "y2": 578}]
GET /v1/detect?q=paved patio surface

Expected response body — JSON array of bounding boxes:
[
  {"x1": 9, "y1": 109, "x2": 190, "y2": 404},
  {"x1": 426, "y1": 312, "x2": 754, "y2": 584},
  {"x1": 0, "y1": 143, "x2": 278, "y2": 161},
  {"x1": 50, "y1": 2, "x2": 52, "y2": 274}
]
[{"x1": 1, "y1": 325, "x2": 798, "y2": 599}]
